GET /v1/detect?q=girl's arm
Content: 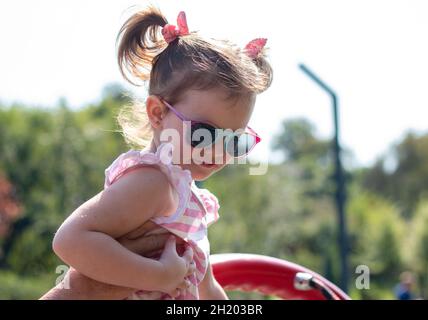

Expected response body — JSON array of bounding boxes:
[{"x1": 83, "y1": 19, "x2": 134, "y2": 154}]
[
  {"x1": 52, "y1": 166, "x2": 179, "y2": 292},
  {"x1": 199, "y1": 261, "x2": 229, "y2": 300},
  {"x1": 41, "y1": 233, "x2": 178, "y2": 300}
]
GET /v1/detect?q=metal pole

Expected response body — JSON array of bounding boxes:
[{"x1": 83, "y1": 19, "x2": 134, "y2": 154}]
[{"x1": 299, "y1": 63, "x2": 349, "y2": 293}]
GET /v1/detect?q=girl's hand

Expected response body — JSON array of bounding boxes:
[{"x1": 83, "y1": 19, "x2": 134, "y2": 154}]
[{"x1": 158, "y1": 235, "x2": 196, "y2": 298}]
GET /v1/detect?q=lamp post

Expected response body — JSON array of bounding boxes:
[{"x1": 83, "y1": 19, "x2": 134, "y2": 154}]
[{"x1": 299, "y1": 63, "x2": 349, "y2": 293}]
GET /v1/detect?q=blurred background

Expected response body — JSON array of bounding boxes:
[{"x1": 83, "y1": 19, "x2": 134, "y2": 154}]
[{"x1": 1, "y1": 0, "x2": 428, "y2": 299}]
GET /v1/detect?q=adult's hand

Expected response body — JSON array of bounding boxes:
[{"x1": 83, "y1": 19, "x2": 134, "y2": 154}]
[{"x1": 40, "y1": 226, "x2": 184, "y2": 300}]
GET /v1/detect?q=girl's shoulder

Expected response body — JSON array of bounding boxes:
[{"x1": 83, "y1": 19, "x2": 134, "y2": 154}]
[
  {"x1": 102, "y1": 165, "x2": 178, "y2": 223},
  {"x1": 104, "y1": 142, "x2": 193, "y2": 218}
]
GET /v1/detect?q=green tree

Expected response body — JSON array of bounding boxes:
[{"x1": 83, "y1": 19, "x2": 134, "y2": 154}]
[
  {"x1": 362, "y1": 132, "x2": 428, "y2": 218},
  {"x1": 0, "y1": 83, "x2": 128, "y2": 279},
  {"x1": 406, "y1": 201, "x2": 428, "y2": 298}
]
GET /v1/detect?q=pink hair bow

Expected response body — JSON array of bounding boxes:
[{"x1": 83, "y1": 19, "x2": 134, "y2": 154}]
[
  {"x1": 161, "y1": 11, "x2": 190, "y2": 44},
  {"x1": 244, "y1": 38, "x2": 267, "y2": 59}
]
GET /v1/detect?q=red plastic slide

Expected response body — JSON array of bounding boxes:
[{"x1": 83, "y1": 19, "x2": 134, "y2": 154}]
[{"x1": 211, "y1": 253, "x2": 350, "y2": 300}]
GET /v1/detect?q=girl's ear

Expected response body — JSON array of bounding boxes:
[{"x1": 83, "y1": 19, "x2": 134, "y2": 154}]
[{"x1": 146, "y1": 95, "x2": 166, "y2": 128}]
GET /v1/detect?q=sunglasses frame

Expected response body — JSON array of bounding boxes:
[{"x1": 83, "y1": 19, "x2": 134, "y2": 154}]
[{"x1": 160, "y1": 98, "x2": 261, "y2": 158}]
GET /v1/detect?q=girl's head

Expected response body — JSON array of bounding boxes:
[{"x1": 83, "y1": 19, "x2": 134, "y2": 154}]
[{"x1": 116, "y1": 5, "x2": 273, "y2": 180}]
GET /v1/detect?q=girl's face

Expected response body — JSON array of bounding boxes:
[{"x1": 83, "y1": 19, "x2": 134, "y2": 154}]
[{"x1": 148, "y1": 87, "x2": 256, "y2": 181}]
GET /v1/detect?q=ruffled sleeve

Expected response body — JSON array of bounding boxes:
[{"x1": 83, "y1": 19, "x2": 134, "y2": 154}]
[
  {"x1": 197, "y1": 188, "x2": 221, "y2": 227},
  {"x1": 104, "y1": 142, "x2": 193, "y2": 223}
]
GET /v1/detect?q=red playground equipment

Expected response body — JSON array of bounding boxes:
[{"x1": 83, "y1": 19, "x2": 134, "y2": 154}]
[{"x1": 211, "y1": 253, "x2": 350, "y2": 300}]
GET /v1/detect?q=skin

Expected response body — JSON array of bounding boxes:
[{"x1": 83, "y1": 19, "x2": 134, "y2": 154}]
[
  {"x1": 41, "y1": 231, "x2": 176, "y2": 300},
  {"x1": 43, "y1": 87, "x2": 255, "y2": 300},
  {"x1": 42, "y1": 228, "x2": 224, "y2": 300}
]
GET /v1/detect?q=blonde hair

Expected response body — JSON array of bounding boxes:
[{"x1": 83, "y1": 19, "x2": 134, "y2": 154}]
[{"x1": 116, "y1": 5, "x2": 273, "y2": 149}]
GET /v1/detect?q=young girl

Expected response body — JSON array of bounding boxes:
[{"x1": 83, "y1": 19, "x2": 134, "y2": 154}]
[{"x1": 52, "y1": 5, "x2": 272, "y2": 300}]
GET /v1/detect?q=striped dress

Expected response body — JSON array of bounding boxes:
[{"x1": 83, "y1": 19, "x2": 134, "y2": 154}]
[{"x1": 104, "y1": 142, "x2": 220, "y2": 300}]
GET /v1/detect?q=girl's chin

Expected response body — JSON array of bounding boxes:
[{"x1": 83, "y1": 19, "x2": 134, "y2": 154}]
[
  {"x1": 180, "y1": 162, "x2": 224, "y2": 181},
  {"x1": 191, "y1": 165, "x2": 219, "y2": 181},
  {"x1": 192, "y1": 171, "x2": 213, "y2": 181}
]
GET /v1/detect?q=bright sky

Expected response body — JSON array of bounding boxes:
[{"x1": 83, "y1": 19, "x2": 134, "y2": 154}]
[{"x1": 1, "y1": 0, "x2": 427, "y2": 167}]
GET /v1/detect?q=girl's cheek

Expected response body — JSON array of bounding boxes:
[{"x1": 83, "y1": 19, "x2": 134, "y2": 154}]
[
  {"x1": 159, "y1": 119, "x2": 187, "y2": 162},
  {"x1": 222, "y1": 148, "x2": 234, "y2": 164}
]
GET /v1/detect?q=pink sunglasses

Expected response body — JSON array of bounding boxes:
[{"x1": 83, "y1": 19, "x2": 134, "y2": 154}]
[{"x1": 160, "y1": 99, "x2": 261, "y2": 158}]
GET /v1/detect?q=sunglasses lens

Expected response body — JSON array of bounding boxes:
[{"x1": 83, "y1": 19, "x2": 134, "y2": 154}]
[
  {"x1": 190, "y1": 122, "x2": 218, "y2": 148},
  {"x1": 226, "y1": 133, "x2": 256, "y2": 157}
]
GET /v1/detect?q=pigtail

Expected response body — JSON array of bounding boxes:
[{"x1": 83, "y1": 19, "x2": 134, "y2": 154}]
[
  {"x1": 241, "y1": 38, "x2": 273, "y2": 94},
  {"x1": 116, "y1": 5, "x2": 168, "y2": 85},
  {"x1": 252, "y1": 51, "x2": 273, "y2": 93}
]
